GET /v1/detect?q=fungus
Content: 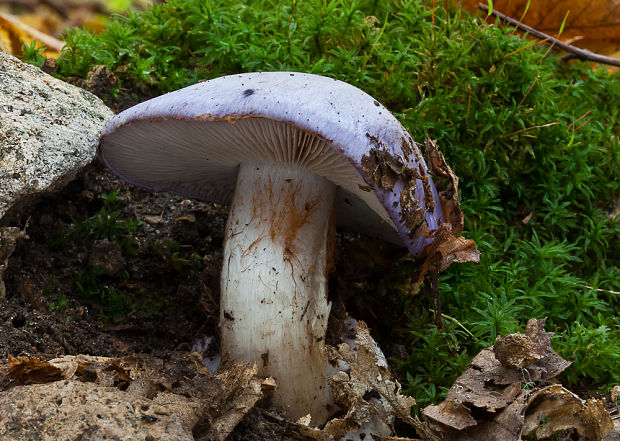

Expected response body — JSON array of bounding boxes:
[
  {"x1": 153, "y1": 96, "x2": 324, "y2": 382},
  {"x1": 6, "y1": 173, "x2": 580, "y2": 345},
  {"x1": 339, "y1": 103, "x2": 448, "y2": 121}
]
[{"x1": 99, "y1": 72, "x2": 468, "y2": 425}]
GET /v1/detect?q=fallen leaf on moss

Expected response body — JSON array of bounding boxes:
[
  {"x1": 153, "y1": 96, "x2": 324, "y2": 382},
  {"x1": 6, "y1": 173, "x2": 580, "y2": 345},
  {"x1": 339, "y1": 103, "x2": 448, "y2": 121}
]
[
  {"x1": 493, "y1": 318, "x2": 572, "y2": 377},
  {"x1": 422, "y1": 319, "x2": 613, "y2": 441},
  {"x1": 523, "y1": 384, "x2": 613, "y2": 440},
  {"x1": 462, "y1": 0, "x2": 620, "y2": 45},
  {"x1": 493, "y1": 333, "x2": 542, "y2": 369},
  {"x1": 408, "y1": 137, "x2": 479, "y2": 279},
  {"x1": 416, "y1": 224, "x2": 480, "y2": 278}
]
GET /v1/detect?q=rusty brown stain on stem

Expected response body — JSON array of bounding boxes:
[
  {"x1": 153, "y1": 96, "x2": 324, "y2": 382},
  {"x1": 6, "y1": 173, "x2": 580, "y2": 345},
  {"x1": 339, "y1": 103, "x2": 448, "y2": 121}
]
[{"x1": 250, "y1": 176, "x2": 325, "y2": 315}]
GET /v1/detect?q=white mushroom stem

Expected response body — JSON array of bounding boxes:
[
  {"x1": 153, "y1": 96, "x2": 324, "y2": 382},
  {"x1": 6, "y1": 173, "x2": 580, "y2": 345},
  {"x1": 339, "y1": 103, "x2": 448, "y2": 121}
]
[{"x1": 220, "y1": 162, "x2": 336, "y2": 424}]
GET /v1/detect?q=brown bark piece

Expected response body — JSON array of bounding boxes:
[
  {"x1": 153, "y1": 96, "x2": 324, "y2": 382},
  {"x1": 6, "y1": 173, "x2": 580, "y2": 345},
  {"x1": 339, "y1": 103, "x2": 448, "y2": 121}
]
[{"x1": 423, "y1": 401, "x2": 477, "y2": 430}]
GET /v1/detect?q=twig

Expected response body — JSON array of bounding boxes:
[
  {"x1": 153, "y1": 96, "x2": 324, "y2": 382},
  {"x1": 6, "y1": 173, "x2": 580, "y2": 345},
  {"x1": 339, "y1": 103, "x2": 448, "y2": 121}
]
[
  {"x1": 500, "y1": 122, "x2": 560, "y2": 138},
  {"x1": 504, "y1": 37, "x2": 550, "y2": 58},
  {"x1": 518, "y1": 73, "x2": 539, "y2": 106},
  {"x1": 567, "y1": 110, "x2": 592, "y2": 130},
  {"x1": 574, "y1": 117, "x2": 592, "y2": 132},
  {"x1": 423, "y1": 270, "x2": 443, "y2": 330},
  {"x1": 477, "y1": 3, "x2": 620, "y2": 67},
  {"x1": 583, "y1": 285, "x2": 620, "y2": 295},
  {"x1": 465, "y1": 83, "x2": 472, "y2": 124}
]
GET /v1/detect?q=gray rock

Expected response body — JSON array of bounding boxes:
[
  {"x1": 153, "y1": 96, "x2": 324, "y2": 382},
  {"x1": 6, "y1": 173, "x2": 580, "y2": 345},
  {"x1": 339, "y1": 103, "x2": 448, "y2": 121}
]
[
  {"x1": 0, "y1": 380, "x2": 198, "y2": 441},
  {"x1": 0, "y1": 51, "x2": 114, "y2": 220}
]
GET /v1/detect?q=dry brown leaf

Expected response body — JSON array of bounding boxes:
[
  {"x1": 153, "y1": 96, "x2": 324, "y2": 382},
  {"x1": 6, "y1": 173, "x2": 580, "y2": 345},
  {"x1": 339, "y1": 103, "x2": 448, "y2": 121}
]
[
  {"x1": 522, "y1": 385, "x2": 613, "y2": 440},
  {"x1": 423, "y1": 401, "x2": 477, "y2": 430},
  {"x1": 493, "y1": 333, "x2": 542, "y2": 369},
  {"x1": 2, "y1": 0, "x2": 118, "y2": 37},
  {"x1": 47, "y1": 354, "x2": 116, "y2": 384},
  {"x1": 522, "y1": 317, "x2": 572, "y2": 379},
  {"x1": 413, "y1": 137, "x2": 480, "y2": 278},
  {"x1": 465, "y1": 0, "x2": 620, "y2": 43},
  {"x1": 422, "y1": 319, "x2": 600, "y2": 441},
  {"x1": 423, "y1": 347, "x2": 523, "y2": 430},
  {"x1": 0, "y1": 12, "x2": 62, "y2": 57},
  {"x1": 415, "y1": 223, "x2": 480, "y2": 280},
  {"x1": 462, "y1": 0, "x2": 620, "y2": 63},
  {"x1": 300, "y1": 321, "x2": 417, "y2": 440},
  {"x1": 6, "y1": 355, "x2": 62, "y2": 384},
  {"x1": 424, "y1": 137, "x2": 463, "y2": 235}
]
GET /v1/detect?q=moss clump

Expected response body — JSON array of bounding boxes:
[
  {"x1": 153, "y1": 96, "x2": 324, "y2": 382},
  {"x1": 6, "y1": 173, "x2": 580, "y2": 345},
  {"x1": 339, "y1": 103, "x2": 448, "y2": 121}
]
[{"x1": 52, "y1": 0, "x2": 619, "y2": 407}]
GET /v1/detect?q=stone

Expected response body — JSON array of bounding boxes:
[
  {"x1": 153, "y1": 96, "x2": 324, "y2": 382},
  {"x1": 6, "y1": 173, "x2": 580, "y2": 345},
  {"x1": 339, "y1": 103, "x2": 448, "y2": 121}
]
[
  {"x1": 0, "y1": 51, "x2": 114, "y2": 220},
  {"x1": 0, "y1": 353, "x2": 269, "y2": 441},
  {"x1": 0, "y1": 380, "x2": 198, "y2": 441}
]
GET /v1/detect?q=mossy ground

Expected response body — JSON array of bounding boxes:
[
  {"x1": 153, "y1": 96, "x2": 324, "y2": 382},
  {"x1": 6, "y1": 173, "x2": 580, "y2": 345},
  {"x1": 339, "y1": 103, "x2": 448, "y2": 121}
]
[{"x1": 18, "y1": 0, "x2": 620, "y2": 410}]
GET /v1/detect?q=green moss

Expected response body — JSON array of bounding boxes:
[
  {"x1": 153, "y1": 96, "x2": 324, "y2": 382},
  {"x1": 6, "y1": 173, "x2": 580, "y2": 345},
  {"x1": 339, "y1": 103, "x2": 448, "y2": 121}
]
[{"x1": 51, "y1": 0, "x2": 619, "y2": 407}]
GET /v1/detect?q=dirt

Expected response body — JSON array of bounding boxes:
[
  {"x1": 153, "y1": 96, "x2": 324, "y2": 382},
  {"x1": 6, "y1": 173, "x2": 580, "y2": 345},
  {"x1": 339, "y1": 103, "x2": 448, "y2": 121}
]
[{"x1": 0, "y1": 159, "x2": 226, "y2": 361}]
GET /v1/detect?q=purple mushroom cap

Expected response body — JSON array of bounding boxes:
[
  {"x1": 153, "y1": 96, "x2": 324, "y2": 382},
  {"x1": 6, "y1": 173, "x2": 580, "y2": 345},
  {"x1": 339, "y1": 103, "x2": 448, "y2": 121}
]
[{"x1": 99, "y1": 72, "x2": 445, "y2": 256}]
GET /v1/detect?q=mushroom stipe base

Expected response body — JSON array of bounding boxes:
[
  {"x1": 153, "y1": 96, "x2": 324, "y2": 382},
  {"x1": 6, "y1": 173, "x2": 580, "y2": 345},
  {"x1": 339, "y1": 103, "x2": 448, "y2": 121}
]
[{"x1": 220, "y1": 162, "x2": 336, "y2": 424}]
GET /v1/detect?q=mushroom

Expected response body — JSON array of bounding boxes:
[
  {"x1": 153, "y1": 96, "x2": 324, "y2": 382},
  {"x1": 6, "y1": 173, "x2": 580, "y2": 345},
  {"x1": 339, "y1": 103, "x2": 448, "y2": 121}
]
[{"x1": 99, "y1": 72, "x2": 448, "y2": 425}]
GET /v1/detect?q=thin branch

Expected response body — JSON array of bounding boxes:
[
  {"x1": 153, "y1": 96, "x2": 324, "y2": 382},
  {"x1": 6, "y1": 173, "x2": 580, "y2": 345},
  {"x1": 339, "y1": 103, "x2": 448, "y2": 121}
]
[
  {"x1": 504, "y1": 37, "x2": 549, "y2": 58},
  {"x1": 518, "y1": 73, "x2": 539, "y2": 106},
  {"x1": 571, "y1": 283, "x2": 620, "y2": 295},
  {"x1": 477, "y1": 3, "x2": 620, "y2": 67},
  {"x1": 423, "y1": 270, "x2": 443, "y2": 330},
  {"x1": 574, "y1": 117, "x2": 592, "y2": 132},
  {"x1": 465, "y1": 83, "x2": 472, "y2": 124},
  {"x1": 500, "y1": 122, "x2": 560, "y2": 138},
  {"x1": 567, "y1": 110, "x2": 592, "y2": 130},
  {"x1": 585, "y1": 285, "x2": 620, "y2": 295}
]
